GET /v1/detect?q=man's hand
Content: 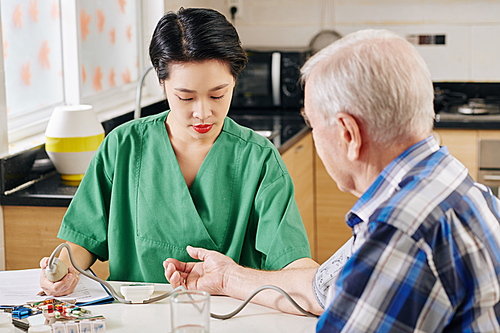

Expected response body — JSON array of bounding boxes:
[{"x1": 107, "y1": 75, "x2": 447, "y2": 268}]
[
  {"x1": 39, "y1": 257, "x2": 80, "y2": 296},
  {"x1": 163, "y1": 246, "x2": 236, "y2": 295}
]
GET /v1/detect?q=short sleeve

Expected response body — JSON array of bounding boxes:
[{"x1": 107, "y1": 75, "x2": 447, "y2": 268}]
[
  {"x1": 57, "y1": 146, "x2": 113, "y2": 261},
  {"x1": 252, "y1": 153, "x2": 312, "y2": 270}
]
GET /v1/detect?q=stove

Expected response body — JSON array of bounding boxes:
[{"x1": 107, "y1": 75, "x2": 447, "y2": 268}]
[
  {"x1": 432, "y1": 83, "x2": 500, "y2": 129},
  {"x1": 435, "y1": 97, "x2": 500, "y2": 126}
]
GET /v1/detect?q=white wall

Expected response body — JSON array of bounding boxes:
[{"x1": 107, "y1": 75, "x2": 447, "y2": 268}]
[
  {"x1": 141, "y1": 1, "x2": 166, "y2": 102},
  {"x1": 164, "y1": 0, "x2": 500, "y2": 82}
]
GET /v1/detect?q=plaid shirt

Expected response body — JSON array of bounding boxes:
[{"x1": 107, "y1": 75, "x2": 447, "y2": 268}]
[{"x1": 317, "y1": 136, "x2": 500, "y2": 333}]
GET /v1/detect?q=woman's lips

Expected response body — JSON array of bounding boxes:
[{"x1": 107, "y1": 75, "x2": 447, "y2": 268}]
[{"x1": 192, "y1": 124, "x2": 213, "y2": 133}]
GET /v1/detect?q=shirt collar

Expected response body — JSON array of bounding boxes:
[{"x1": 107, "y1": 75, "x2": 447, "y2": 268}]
[{"x1": 346, "y1": 135, "x2": 440, "y2": 228}]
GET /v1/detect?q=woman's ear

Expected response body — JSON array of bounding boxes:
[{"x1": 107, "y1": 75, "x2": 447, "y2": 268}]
[{"x1": 336, "y1": 112, "x2": 362, "y2": 162}]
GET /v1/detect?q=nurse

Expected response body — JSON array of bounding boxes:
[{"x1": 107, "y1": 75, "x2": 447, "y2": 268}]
[{"x1": 39, "y1": 7, "x2": 315, "y2": 296}]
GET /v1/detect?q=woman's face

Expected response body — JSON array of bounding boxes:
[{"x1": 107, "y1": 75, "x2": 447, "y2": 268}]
[{"x1": 163, "y1": 60, "x2": 235, "y2": 143}]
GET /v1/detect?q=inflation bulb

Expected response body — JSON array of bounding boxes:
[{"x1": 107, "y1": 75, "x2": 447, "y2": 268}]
[{"x1": 45, "y1": 256, "x2": 69, "y2": 282}]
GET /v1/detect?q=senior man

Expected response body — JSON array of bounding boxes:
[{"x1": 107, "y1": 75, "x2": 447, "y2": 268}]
[{"x1": 164, "y1": 29, "x2": 500, "y2": 332}]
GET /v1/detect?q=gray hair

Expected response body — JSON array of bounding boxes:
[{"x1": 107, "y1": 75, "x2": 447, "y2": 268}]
[{"x1": 301, "y1": 29, "x2": 434, "y2": 146}]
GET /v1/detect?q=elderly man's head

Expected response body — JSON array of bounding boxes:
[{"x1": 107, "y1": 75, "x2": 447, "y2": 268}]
[
  {"x1": 301, "y1": 29, "x2": 435, "y2": 196},
  {"x1": 301, "y1": 29, "x2": 434, "y2": 147}
]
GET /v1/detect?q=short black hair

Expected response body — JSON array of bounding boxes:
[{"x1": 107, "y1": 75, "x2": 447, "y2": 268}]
[{"x1": 149, "y1": 7, "x2": 248, "y2": 82}]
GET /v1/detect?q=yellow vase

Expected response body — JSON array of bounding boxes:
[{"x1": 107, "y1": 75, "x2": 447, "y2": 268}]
[{"x1": 45, "y1": 105, "x2": 105, "y2": 186}]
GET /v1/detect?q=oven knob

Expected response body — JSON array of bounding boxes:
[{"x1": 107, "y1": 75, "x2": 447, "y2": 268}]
[{"x1": 282, "y1": 78, "x2": 299, "y2": 97}]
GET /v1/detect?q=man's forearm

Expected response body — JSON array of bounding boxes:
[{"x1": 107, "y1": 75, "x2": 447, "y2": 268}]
[{"x1": 224, "y1": 258, "x2": 324, "y2": 316}]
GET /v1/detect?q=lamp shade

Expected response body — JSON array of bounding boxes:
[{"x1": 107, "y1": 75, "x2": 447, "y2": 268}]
[{"x1": 45, "y1": 105, "x2": 104, "y2": 186}]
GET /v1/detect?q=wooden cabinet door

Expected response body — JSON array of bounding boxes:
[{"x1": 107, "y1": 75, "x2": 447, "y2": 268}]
[
  {"x1": 281, "y1": 133, "x2": 316, "y2": 260},
  {"x1": 3, "y1": 206, "x2": 109, "y2": 280},
  {"x1": 478, "y1": 130, "x2": 500, "y2": 141},
  {"x1": 315, "y1": 154, "x2": 357, "y2": 264}
]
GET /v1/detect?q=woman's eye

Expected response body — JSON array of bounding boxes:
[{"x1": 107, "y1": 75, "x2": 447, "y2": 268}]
[
  {"x1": 177, "y1": 96, "x2": 193, "y2": 102},
  {"x1": 211, "y1": 95, "x2": 224, "y2": 100}
]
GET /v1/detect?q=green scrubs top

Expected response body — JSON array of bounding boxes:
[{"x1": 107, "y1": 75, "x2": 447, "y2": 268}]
[{"x1": 58, "y1": 111, "x2": 311, "y2": 283}]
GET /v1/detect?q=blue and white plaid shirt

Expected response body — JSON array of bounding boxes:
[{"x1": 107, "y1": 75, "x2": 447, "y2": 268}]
[{"x1": 317, "y1": 135, "x2": 500, "y2": 332}]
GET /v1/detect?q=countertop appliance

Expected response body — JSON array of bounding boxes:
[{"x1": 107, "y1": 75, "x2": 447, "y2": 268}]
[{"x1": 231, "y1": 50, "x2": 307, "y2": 109}]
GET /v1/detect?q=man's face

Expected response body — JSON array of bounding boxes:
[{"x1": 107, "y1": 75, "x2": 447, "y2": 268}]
[{"x1": 304, "y1": 79, "x2": 353, "y2": 193}]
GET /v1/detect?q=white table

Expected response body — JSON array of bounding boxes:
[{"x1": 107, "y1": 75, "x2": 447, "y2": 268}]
[{"x1": 23, "y1": 282, "x2": 318, "y2": 333}]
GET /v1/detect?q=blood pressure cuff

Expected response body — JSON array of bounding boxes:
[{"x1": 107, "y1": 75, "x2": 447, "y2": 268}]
[{"x1": 312, "y1": 237, "x2": 354, "y2": 309}]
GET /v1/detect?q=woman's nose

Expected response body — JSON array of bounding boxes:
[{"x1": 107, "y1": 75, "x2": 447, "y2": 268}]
[{"x1": 193, "y1": 100, "x2": 212, "y2": 121}]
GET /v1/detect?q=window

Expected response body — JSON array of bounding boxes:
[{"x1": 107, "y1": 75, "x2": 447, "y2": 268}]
[
  {"x1": 0, "y1": 0, "x2": 165, "y2": 157},
  {"x1": 78, "y1": 0, "x2": 138, "y2": 99},
  {"x1": 0, "y1": 0, "x2": 64, "y2": 145}
]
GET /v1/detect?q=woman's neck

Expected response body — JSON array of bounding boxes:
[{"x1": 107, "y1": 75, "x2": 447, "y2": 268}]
[{"x1": 165, "y1": 118, "x2": 221, "y2": 188}]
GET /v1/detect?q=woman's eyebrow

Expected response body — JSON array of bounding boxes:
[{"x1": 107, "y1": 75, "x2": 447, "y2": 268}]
[
  {"x1": 174, "y1": 87, "x2": 196, "y2": 93},
  {"x1": 209, "y1": 83, "x2": 229, "y2": 91},
  {"x1": 174, "y1": 83, "x2": 229, "y2": 93}
]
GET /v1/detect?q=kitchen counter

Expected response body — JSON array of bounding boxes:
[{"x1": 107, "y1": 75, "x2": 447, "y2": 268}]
[
  {"x1": 228, "y1": 112, "x2": 310, "y2": 154},
  {"x1": 1, "y1": 170, "x2": 77, "y2": 207},
  {"x1": 1, "y1": 111, "x2": 308, "y2": 207}
]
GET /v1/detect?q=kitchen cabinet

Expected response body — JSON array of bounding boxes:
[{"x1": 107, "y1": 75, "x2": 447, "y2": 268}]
[
  {"x1": 433, "y1": 129, "x2": 500, "y2": 180},
  {"x1": 314, "y1": 154, "x2": 356, "y2": 264},
  {"x1": 281, "y1": 132, "x2": 316, "y2": 260},
  {"x1": 3, "y1": 206, "x2": 109, "y2": 279}
]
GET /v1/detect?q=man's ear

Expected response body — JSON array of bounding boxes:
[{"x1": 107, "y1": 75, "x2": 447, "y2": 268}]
[{"x1": 336, "y1": 112, "x2": 362, "y2": 161}]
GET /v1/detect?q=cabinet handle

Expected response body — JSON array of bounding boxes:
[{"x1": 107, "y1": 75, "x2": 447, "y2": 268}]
[{"x1": 483, "y1": 175, "x2": 500, "y2": 181}]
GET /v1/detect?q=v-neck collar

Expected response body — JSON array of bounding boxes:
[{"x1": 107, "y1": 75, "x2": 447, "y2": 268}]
[{"x1": 160, "y1": 110, "x2": 226, "y2": 192}]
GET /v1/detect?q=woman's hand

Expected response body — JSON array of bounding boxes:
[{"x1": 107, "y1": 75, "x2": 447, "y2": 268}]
[
  {"x1": 163, "y1": 246, "x2": 237, "y2": 295},
  {"x1": 39, "y1": 257, "x2": 80, "y2": 296}
]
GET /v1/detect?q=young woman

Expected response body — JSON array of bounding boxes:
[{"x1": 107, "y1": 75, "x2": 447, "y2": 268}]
[{"x1": 40, "y1": 7, "x2": 311, "y2": 296}]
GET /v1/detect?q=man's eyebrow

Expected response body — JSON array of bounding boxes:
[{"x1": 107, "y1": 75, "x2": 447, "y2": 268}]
[{"x1": 174, "y1": 83, "x2": 229, "y2": 93}]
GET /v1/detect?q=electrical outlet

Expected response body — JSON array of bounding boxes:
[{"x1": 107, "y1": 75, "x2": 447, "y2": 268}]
[{"x1": 227, "y1": 0, "x2": 243, "y2": 19}]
